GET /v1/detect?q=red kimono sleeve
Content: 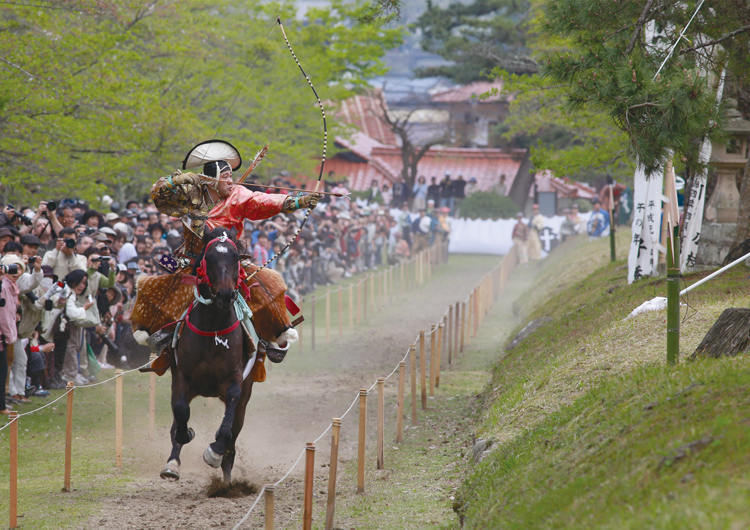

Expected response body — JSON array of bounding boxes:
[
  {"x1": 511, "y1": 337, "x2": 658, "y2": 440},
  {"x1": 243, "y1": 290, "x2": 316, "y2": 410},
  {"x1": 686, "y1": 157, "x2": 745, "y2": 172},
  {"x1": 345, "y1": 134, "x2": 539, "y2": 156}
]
[{"x1": 207, "y1": 186, "x2": 286, "y2": 237}]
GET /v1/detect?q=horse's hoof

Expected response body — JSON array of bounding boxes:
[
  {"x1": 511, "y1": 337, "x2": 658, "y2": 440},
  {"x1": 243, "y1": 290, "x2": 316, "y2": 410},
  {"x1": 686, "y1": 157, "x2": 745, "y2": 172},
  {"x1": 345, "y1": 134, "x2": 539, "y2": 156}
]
[
  {"x1": 203, "y1": 447, "x2": 223, "y2": 468},
  {"x1": 160, "y1": 460, "x2": 180, "y2": 480}
]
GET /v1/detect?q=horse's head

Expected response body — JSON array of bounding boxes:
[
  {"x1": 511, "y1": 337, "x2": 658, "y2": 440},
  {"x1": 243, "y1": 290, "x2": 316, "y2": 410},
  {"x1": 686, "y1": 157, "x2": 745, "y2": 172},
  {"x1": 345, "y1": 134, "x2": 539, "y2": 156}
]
[{"x1": 198, "y1": 227, "x2": 241, "y2": 312}]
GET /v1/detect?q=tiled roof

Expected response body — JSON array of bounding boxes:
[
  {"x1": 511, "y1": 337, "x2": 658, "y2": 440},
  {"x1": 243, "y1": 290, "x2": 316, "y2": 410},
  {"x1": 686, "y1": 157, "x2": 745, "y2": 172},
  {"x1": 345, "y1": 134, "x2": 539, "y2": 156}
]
[
  {"x1": 338, "y1": 92, "x2": 398, "y2": 145},
  {"x1": 321, "y1": 141, "x2": 528, "y2": 192},
  {"x1": 534, "y1": 170, "x2": 597, "y2": 199},
  {"x1": 430, "y1": 80, "x2": 511, "y2": 104}
]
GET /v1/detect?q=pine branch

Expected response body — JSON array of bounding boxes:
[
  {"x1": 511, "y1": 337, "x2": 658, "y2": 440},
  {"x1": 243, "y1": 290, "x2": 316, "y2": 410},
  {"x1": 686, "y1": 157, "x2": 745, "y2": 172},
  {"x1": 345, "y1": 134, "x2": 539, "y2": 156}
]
[
  {"x1": 625, "y1": 0, "x2": 655, "y2": 56},
  {"x1": 679, "y1": 24, "x2": 750, "y2": 55}
]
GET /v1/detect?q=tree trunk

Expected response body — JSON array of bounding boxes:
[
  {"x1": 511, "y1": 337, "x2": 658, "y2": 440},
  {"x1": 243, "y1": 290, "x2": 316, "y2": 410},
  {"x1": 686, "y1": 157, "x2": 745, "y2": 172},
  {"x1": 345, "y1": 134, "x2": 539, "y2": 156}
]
[{"x1": 691, "y1": 308, "x2": 750, "y2": 358}]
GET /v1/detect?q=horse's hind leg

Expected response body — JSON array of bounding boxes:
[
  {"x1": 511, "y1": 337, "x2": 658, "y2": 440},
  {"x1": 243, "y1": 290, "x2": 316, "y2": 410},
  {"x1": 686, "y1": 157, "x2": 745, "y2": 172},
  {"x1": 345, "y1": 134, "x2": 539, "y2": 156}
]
[
  {"x1": 161, "y1": 373, "x2": 195, "y2": 480},
  {"x1": 203, "y1": 378, "x2": 242, "y2": 470},
  {"x1": 221, "y1": 381, "x2": 253, "y2": 483}
]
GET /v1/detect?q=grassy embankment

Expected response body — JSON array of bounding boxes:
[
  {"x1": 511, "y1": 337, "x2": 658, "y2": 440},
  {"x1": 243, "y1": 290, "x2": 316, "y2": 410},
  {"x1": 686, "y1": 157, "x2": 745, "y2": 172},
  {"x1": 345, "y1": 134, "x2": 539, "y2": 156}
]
[{"x1": 457, "y1": 232, "x2": 750, "y2": 529}]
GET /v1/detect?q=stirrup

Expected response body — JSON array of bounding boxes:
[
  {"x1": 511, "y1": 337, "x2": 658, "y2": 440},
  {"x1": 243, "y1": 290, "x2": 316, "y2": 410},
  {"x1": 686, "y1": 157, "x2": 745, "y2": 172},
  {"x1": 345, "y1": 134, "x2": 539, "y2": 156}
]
[{"x1": 139, "y1": 351, "x2": 171, "y2": 376}]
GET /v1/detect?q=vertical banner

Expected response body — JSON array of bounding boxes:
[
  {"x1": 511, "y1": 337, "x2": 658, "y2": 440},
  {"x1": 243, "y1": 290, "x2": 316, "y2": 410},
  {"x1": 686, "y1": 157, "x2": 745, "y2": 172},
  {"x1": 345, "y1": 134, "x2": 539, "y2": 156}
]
[
  {"x1": 680, "y1": 140, "x2": 711, "y2": 271},
  {"x1": 628, "y1": 164, "x2": 664, "y2": 283},
  {"x1": 681, "y1": 69, "x2": 725, "y2": 272}
]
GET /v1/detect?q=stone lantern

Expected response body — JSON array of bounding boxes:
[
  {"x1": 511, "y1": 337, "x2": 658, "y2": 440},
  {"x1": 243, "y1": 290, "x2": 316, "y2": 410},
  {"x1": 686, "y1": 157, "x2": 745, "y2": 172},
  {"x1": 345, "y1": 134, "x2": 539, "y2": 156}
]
[{"x1": 704, "y1": 99, "x2": 750, "y2": 223}]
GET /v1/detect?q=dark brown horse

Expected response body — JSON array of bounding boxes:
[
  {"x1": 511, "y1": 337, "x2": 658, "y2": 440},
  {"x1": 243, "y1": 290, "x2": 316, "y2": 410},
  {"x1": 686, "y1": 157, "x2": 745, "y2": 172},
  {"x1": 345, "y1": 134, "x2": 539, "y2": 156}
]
[{"x1": 159, "y1": 227, "x2": 293, "y2": 483}]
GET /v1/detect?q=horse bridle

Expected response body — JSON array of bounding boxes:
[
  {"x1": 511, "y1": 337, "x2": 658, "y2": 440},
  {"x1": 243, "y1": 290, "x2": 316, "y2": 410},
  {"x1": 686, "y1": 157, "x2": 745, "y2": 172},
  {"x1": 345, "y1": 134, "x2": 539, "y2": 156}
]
[{"x1": 194, "y1": 233, "x2": 248, "y2": 304}]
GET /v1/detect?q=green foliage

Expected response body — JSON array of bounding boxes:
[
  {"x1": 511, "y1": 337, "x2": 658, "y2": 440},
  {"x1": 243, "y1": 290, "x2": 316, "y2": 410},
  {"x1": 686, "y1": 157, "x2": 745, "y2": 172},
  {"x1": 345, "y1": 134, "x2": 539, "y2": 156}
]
[
  {"x1": 0, "y1": 0, "x2": 402, "y2": 205},
  {"x1": 414, "y1": 0, "x2": 536, "y2": 83},
  {"x1": 539, "y1": 0, "x2": 750, "y2": 175},
  {"x1": 459, "y1": 191, "x2": 518, "y2": 218}
]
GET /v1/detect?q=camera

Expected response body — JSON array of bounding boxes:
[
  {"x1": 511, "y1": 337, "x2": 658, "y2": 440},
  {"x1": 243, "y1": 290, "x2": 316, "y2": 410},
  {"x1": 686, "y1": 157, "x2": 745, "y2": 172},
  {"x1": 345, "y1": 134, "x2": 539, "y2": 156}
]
[
  {"x1": 28, "y1": 256, "x2": 36, "y2": 266},
  {"x1": 13, "y1": 212, "x2": 32, "y2": 227},
  {"x1": 64, "y1": 238, "x2": 76, "y2": 249},
  {"x1": 0, "y1": 264, "x2": 18, "y2": 275},
  {"x1": 90, "y1": 256, "x2": 103, "y2": 262},
  {"x1": 25, "y1": 291, "x2": 39, "y2": 303},
  {"x1": 44, "y1": 299, "x2": 53, "y2": 311},
  {"x1": 46, "y1": 201, "x2": 57, "y2": 212}
]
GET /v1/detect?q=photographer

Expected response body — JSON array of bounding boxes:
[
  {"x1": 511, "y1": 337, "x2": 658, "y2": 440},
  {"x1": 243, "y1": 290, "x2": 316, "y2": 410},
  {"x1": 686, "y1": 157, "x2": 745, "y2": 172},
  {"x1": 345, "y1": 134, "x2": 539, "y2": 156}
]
[
  {"x1": 41, "y1": 227, "x2": 87, "y2": 280},
  {"x1": 0, "y1": 256, "x2": 22, "y2": 414},
  {"x1": 60, "y1": 270, "x2": 98, "y2": 386}
]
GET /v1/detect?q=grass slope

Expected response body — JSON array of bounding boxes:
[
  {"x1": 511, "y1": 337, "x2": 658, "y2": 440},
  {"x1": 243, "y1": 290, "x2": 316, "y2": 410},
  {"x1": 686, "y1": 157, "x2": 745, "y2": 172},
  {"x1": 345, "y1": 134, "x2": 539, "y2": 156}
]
[{"x1": 457, "y1": 233, "x2": 750, "y2": 529}]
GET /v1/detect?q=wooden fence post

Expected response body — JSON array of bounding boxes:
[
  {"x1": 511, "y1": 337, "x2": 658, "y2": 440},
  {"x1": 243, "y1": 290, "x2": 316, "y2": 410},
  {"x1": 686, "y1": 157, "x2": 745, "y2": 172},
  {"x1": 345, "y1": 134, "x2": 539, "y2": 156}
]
[
  {"x1": 9, "y1": 411, "x2": 18, "y2": 530},
  {"x1": 357, "y1": 281, "x2": 362, "y2": 325},
  {"x1": 409, "y1": 345, "x2": 417, "y2": 425},
  {"x1": 419, "y1": 332, "x2": 427, "y2": 410},
  {"x1": 429, "y1": 324, "x2": 436, "y2": 397},
  {"x1": 115, "y1": 368, "x2": 123, "y2": 468},
  {"x1": 454, "y1": 301, "x2": 461, "y2": 356},
  {"x1": 325, "y1": 418, "x2": 342, "y2": 530},
  {"x1": 325, "y1": 291, "x2": 331, "y2": 343},
  {"x1": 460, "y1": 301, "x2": 466, "y2": 353},
  {"x1": 298, "y1": 307, "x2": 304, "y2": 354},
  {"x1": 149, "y1": 353, "x2": 157, "y2": 438},
  {"x1": 436, "y1": 321, "x2": 443, "y2": 388},
  {"x1": 396, "y1": 361, "x2": 405, "y2": 443},
  {"x1": 338, "y1": 289, "x2": 343, "y2": 338},
  {"x1": 357, "y1": 389, "x2": 367, "y2": 494},
  {"x1": 265, "y1": 485, "x2": 275, "y2": 530},
  {"x1": 63, "y1": 381, "x2": 75, "y2": 492},
  {"x1": 473, "y1": 287, "x2": 479, "y2": 338},
  {"x1": 348, "y1": 284, "x2": 354, "y2": 330},
  {"x1": 377, "y1": 377, "x2": 385, "y2": 470},
  {"x1": 363, "y1": 275, "x2": 368, "y2": 321},
  {"x1": 311, "y1": 297, "x2": 316, "y2": 351},
  {"x1": 447, "y1": 305, "x2": 453, "y2": 366},
  {"x1": 303, "y1": 442, "x2": 315, "y2": 530}
]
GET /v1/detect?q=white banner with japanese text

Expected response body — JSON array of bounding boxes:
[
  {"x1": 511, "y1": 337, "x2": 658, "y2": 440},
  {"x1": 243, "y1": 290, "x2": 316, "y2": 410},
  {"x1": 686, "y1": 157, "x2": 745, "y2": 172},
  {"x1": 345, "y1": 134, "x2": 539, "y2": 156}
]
[{"x1": 628, "y1": 164, "x2": 664, "y2": 283}]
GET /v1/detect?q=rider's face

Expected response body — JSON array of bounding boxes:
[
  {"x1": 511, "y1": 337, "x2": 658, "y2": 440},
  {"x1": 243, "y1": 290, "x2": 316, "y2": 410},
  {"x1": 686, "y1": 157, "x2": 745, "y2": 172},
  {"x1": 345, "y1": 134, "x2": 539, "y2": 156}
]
[{"x1": 217, "y1": 170, "x2": 234, "y2": 197}]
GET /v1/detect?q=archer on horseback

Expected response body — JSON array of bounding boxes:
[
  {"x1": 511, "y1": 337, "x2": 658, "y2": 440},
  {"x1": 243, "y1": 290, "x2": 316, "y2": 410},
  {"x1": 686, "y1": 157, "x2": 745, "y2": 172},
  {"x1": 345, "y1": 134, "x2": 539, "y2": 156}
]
[{"x1": 134, "y1": 140, "x2": 321, "y2": 374}]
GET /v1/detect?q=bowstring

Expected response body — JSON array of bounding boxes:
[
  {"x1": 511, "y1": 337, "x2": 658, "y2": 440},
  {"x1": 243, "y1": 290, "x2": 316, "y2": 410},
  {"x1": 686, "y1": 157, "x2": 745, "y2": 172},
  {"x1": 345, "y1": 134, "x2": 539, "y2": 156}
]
[{"x1": 246, "y1": 16, "x2": 327, "y2": 280}]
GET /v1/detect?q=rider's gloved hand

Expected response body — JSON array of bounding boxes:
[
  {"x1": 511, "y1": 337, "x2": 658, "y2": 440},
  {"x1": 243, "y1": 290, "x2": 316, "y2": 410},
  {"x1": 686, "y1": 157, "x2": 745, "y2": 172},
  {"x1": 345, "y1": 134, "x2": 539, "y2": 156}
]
[
  {"x1": 298, "y1": 193, "x2": 322, "y2": 210},
  {"x1": 173, "y1": 173, "x2": 201, "y2": 189}
]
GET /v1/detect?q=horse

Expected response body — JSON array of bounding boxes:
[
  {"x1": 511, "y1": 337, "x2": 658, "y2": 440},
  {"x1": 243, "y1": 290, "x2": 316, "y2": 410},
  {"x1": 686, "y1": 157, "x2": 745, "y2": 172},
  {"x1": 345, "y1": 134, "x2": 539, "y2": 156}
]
[{"x1": 159, "y1": 226, "x2": 296, "y2": 483}]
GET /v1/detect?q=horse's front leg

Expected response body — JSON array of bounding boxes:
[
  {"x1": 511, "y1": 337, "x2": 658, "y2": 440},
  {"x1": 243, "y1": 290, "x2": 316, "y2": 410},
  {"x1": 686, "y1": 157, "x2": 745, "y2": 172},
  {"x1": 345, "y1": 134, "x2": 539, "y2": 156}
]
[
  {"x1": 220, "y1": 379, "x2": 254, "y2": 483},
  {"x1": 203, "y1": 375, "x2": 243, "y2": 469},
  {"x1": 161, "y1": 371, "x2": 195, "y2": 480}
]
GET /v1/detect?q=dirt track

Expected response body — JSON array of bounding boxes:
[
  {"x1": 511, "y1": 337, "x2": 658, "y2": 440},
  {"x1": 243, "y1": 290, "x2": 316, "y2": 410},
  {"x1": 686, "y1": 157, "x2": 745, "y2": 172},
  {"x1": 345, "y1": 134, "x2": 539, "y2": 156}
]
[{"x1": 81, "y1": 255, "x2": 500, "y2": 529}]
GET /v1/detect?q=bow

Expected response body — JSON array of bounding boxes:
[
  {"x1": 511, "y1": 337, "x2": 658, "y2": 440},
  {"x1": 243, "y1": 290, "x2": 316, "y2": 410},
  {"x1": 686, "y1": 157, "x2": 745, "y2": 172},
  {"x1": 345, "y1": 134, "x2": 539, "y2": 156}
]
[{"x1": 247, "y1": 16, "x2": 328, "y2": 279}]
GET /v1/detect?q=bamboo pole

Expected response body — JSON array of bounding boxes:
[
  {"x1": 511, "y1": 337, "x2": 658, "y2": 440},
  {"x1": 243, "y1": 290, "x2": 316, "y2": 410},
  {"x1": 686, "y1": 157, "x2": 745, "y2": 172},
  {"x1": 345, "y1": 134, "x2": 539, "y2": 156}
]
[
  {"x1": 447, "y1": 305, "x2": 453, "y2": 366},
  {"x1": 149, "y1": 353, "x2": 157, "y2": 438},
  {"x1": 409, "y1": 345, "x2": 417, "y2": 425},
  {"x1": 357, "y1": 389, "x2": 367, "y2": 494},
  {"x1": 303, "y1": 442, "x2": 315, "y2": 530},
  {"x1": 311, "y1": 297, "x2": 316, "y2": 351},
  {"x1": 9, "y1": 411, "x2": 18, "y2": 529},
  {"x1": 115, "y1": 369, "x2": 123, "y2": 468},
  {"x1": 264, "y1": 485, "x2": 275, "y2": 530},
  {"x1": 338, "y1": 289, "x2": 343, "y2": 338},
  {"x1": 377, "y1": 377, "x2": 385, "y2": 470},
  {"x1": 436, "y1": 321, "x2": 443, "y2": 388},
  {"x1": 419, "y1": 331, "x2": 427, "y2": 409},
  {"x1": 396, "y1": 361, "x2": 405, "y2": 443},
  {"x1": 348, "y1": 284, "x2": 354, "y2": 330},
  {"x1": 325, "y1": 291, "x2": 331, "y2": 343},
  {"x1": 667, "y1": 225, "x2": 680, "y2": 365},
  {"x1": 325, "y1": 419, "x2": 341, "y2": 530},
  {"x1": 63, "y1": 381, "x2": 74, "y2": 492}
]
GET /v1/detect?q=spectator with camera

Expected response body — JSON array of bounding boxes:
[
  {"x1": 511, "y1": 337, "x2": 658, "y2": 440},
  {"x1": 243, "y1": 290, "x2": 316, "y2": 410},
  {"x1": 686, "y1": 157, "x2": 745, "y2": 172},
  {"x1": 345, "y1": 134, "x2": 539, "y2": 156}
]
[
  {"x1": 41, "y1": 227, "x2": 87, "y2": 280},
  {"x1": 59, "y1": 270, "x2": 99, "y2": 386},
  {"x1": 0, "y1": 255, "x2": 24, "y2": 413}
]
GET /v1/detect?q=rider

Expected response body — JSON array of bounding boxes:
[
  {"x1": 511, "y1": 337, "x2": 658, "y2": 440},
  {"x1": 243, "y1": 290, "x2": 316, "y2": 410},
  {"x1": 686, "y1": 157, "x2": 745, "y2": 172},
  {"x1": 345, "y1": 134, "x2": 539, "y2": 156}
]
[{"x1": 138, "y1": 141, "x2": 321, "y2": 370}]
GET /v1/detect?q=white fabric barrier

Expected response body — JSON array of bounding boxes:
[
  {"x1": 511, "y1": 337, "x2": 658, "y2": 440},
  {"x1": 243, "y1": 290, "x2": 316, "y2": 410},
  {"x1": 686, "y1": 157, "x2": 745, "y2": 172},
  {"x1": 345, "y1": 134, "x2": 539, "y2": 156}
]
[{"x1": 448, "y1": 213, "x2": 593, "y2": 256}]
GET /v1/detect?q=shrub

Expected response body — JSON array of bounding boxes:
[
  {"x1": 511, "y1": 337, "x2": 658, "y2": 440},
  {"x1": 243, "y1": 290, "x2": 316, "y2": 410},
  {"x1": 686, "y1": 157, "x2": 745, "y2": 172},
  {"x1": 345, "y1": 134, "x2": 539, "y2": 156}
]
[{"x1": 459, "y1": 191, "x2": 518, "y2": 219}]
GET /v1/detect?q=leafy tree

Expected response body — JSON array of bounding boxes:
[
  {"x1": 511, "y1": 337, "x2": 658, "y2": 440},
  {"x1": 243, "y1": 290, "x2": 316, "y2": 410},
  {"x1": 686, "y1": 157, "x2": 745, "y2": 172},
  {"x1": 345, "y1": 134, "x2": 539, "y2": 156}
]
[
  {"x1": 459, "y1": 191, "x2": 518, "y2": 218},
  {"x1": 414, "y1": 0, "x2": 537, "y2": 84},
  {"x1": 540, "y1": 0, "x2": 750, "y2": 176},
  {"x1": 0, "y1": 0, "x2": 402, "y2": 205}
]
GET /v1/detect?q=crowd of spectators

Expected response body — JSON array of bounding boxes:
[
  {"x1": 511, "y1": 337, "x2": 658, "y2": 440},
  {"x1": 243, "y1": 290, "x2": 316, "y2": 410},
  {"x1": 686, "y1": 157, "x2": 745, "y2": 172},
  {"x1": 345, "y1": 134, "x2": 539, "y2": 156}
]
[{"x1": 0, "y1": 181, "x2": 450, "y2": 413}]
